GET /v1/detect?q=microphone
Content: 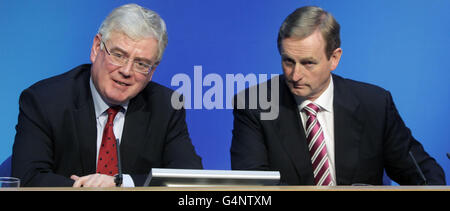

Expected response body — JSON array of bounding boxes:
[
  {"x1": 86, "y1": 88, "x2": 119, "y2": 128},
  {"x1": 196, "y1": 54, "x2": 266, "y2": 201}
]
[
  {"x1": 115, "y1": 138, "x2": 123, "y2": 187},
  {"x1": 409, "y1": 150, "x2": 427, "y2": 185},
  {"x1": 447, "y1": 153, "x2": 450, "y2": 160}
]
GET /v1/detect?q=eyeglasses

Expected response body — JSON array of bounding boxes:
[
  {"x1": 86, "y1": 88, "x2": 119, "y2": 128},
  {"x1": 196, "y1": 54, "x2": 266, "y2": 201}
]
[{"x1": 101, "y1": 41, "x2": 154, "y2": 75}]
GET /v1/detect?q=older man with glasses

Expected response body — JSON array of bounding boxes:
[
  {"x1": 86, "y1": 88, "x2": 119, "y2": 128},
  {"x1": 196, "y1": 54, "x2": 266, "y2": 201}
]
[{"x1": 12, "y1": 3, "x2": 203, "y2": 187}]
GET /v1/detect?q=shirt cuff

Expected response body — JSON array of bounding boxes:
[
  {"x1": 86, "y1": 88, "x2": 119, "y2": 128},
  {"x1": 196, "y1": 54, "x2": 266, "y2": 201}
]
[{"x1": 121, "y1": 174, "x2": 135, "y2": 187}]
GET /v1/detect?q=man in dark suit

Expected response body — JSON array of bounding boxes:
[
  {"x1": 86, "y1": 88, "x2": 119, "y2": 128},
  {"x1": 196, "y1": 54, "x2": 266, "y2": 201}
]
[
  {"x1": 231, "y1": 6, "x2": 445, "y2": 185},
  {"x1": 12, "y1": 4, "x2": 202, "y2": 187}
]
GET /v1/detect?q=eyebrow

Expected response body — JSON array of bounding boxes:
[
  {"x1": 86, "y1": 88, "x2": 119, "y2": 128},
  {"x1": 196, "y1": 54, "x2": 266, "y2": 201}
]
[
  {"x1": 281, "y1": 54, "x2": 318, "y2": 63},
  {"x1": 109, "y1": 46, "x2": 129, "y2": 57},
  {"x1": 281, "y1": 54, "x2": 294, "y2": 61},
  {"x1": 109, "y1": 46, "x2": 154, "y2": 64},
  {"x1": 300, "y1": 57, "x2": 318, "y2": 63}
]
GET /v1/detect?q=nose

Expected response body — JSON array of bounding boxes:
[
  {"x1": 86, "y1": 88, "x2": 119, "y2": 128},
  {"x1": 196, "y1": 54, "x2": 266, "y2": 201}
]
[
  {"x1": 291, "y1": 63, "x2": 303, "y2": 82},
  {"x1": 118, "y1": 60, "x2": 133, "y2": 77}
]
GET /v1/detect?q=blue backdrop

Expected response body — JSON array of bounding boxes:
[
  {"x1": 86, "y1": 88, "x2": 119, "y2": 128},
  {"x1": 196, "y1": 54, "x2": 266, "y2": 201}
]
[{"x1": 1, "y1": 0, "x2": 449, "y2": 183}]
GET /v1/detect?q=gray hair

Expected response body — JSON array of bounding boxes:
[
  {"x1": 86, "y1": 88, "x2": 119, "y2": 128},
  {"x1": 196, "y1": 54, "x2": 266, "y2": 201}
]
[
  {"x1": 98, "y1": 3, "x2": 168, "y2": 62},
  {"x1": 277, "y1": 6, "x2": 340, "y2": 60}
]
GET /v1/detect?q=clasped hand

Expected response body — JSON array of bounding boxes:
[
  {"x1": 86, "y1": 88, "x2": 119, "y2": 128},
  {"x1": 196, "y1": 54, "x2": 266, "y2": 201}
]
[{"x1": 71, "y1": 174, "x2": 117, "y2": 187}]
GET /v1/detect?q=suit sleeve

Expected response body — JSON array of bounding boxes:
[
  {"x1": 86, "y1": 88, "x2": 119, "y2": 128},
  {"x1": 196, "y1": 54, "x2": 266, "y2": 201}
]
[
  {"x1": 129, "y1": 106, "x2": 203, "y2": 187},
  {"x1": 230, "y1": 98, "x2": 270, "y2": 171},
  {"x1": 12, "y1": 89, "x2": 75, "y2": 187},
  {"x1": 162, "y1": 107, "x2": 203, "y2": 169},
  {"x1": 383, "y1": 91, "x2": 446, "y2": 185}
]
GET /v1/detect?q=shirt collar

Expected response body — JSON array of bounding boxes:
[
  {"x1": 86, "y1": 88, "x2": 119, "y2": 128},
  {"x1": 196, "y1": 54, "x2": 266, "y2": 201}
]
[
  {"x1": 89, "y1": 77, "x2": 129, "y2": 118},
  {"x1": 295, "y1": 75, "x2": 334, "y2": 113}
]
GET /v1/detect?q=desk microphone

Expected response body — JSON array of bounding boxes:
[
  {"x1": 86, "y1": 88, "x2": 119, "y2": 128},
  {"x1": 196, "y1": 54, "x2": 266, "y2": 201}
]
[
  {"x1": 115, "y1": 138, "x2": 123, "y2": 187},
  {"x1": 409, "y1": 150, "x2": 427, "y2": 185}
]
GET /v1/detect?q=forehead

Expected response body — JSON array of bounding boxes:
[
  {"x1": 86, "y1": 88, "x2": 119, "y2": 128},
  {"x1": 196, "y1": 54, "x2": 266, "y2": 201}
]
[
  {"x1": 107, "y1": 31, "x2": 158, "y2": 59},
  {"x1": 281, "y1": 30, "x2": 326, "y2": 59}
]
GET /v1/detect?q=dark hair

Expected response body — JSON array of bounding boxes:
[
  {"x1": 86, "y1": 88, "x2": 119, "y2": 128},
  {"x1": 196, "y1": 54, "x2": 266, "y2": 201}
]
[{"x1": 277, "y1": 6, "x2": 340, "y2": 59}]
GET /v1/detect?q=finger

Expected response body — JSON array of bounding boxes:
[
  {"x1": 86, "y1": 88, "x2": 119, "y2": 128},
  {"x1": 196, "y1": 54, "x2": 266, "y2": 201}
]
[
  {"x1": 71, "y1": 175, "x2": 81, "y2": 187},
  {"x1": 72, "y1": 176, "x2": 86, "y2": 188},
  {"x1": 73, "y1": 174, "x2": 95, "y2": 187},
  {"x1": 73, "y1": 180, "x2": 80, "y2": 188},
  {"x1": 70, "y1": 175, "x2": 80, "y2": 181}
]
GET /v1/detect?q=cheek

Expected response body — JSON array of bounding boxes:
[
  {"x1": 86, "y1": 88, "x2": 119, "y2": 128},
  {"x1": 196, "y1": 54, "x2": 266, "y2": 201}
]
[
  {"x1": 311, "y1": 67, "x2": 330, "y2": 87},
  {"x1": 92, "y1": 57, "x2": 114, "y2": 76},
  {"x1": 91, "y1": 65, "x2": 105, "y2": 87},
  {"x1": 133, "y1": 75, "x2": 151, "y2": 90},
  {"x1": 282, "y1": 64, "x2": 294, "y2": 78},
  {"x1": 92, "y1": 67, "x2": 120, "y2": 93}
]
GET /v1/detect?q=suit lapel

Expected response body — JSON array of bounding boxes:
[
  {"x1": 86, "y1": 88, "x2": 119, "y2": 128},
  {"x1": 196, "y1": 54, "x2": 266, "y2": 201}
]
[
  {"x1": 275, "y1": 78, "x2": 315, "y2": 184},
  {"x1": 72, "y1": 69, "x2": 97, "y2": 175},
  {"x1": 332, "y1": 74, "x2": 364, "y2": 185}
]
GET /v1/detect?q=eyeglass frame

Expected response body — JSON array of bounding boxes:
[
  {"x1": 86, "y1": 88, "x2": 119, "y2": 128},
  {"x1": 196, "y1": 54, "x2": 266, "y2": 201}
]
[{"x1": 101, "y1": 41, "x2": 156, "y2": 75}]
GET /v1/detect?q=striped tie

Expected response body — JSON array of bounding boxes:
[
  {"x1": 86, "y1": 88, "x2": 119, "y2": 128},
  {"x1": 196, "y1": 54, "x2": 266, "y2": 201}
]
[{"x1": 303, "y1": 103, "x2": 334, "y2": 186}]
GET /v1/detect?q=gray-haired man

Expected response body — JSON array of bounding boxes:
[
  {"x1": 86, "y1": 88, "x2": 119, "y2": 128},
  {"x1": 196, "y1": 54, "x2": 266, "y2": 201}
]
[{"x1": 13, "y1": 3, "x2": 202, "y2": 187}]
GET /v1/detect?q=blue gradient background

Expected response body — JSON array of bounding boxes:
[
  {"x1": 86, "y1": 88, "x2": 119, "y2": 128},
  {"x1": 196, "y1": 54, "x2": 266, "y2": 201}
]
[{"x1": 1, "y1": 0, "x2": 449, "y2": 183}]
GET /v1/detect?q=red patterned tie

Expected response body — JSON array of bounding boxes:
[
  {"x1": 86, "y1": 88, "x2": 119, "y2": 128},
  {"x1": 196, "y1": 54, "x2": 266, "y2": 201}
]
[
  {"x1": 97, "y1": 106, "x2": 121, "y2": 176},
  {"x1": 303, "y1": 103, "x2": 334, "y2": 186}
]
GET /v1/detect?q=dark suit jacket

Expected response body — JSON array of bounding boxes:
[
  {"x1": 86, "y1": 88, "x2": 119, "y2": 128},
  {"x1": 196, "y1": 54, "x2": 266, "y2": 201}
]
[
  {"x1": 12, "y1": 64, "x2": 202, "y2": 187},
  {"x1": 231, "y1": 74, "x2": 446, "y2": 185}
]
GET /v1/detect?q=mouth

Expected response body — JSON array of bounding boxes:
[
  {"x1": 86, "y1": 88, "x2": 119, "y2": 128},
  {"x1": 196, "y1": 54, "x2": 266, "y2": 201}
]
[
  {"x1": 293, "y1": 84, "x2": 307, "y2": 88},
  {"x1": 289, "y1": 81, "x2": 307, "y2": 89},
  {"x1": 113, "y1": 79, "x2": 131, "y2": 87}
]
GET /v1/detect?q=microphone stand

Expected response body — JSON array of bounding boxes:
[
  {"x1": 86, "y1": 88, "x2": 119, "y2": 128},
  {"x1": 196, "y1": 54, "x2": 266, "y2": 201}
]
[
  {"x1": 409, "y1": 151, "x2": 427, "y2": 185},
  {"x1": 115, "y1": 138, "x2": 123, "y2": 187}
]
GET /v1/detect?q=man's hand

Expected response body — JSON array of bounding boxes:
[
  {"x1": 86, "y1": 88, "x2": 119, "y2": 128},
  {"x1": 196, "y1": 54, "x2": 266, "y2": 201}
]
[{"x1": 71, "y1": 174, "x2": 117, "y2": 187}]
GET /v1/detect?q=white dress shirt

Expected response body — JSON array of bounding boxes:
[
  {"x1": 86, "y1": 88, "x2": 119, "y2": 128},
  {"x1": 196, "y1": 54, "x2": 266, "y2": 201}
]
[
  {"x1": 89, "y1": 78, "x2": 134, "y2": 187},
  {"x1": 295, "y1": 76, "x2": 336, "y2": 185}
]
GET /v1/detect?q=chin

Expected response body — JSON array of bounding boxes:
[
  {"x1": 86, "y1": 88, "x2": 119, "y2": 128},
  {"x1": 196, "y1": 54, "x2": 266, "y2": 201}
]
[
  {"x1": 105, "y1": 98, "x2": 127, "y2": 105},
  {"x1": 104, "y1": 92, "x2": 130, "y2": 105},
  {"x1": 289, "y1": 87, "x2": 307, "y2": 98}
]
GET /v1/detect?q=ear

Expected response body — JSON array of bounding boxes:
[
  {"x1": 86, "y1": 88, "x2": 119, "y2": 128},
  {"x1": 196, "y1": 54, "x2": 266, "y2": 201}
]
[
  {"x1": 329, "y1": 48, "x2": 342, "y2": 71},
  {"x1": 90, "y1": 34, "x2": 102, "y2": 63}
]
